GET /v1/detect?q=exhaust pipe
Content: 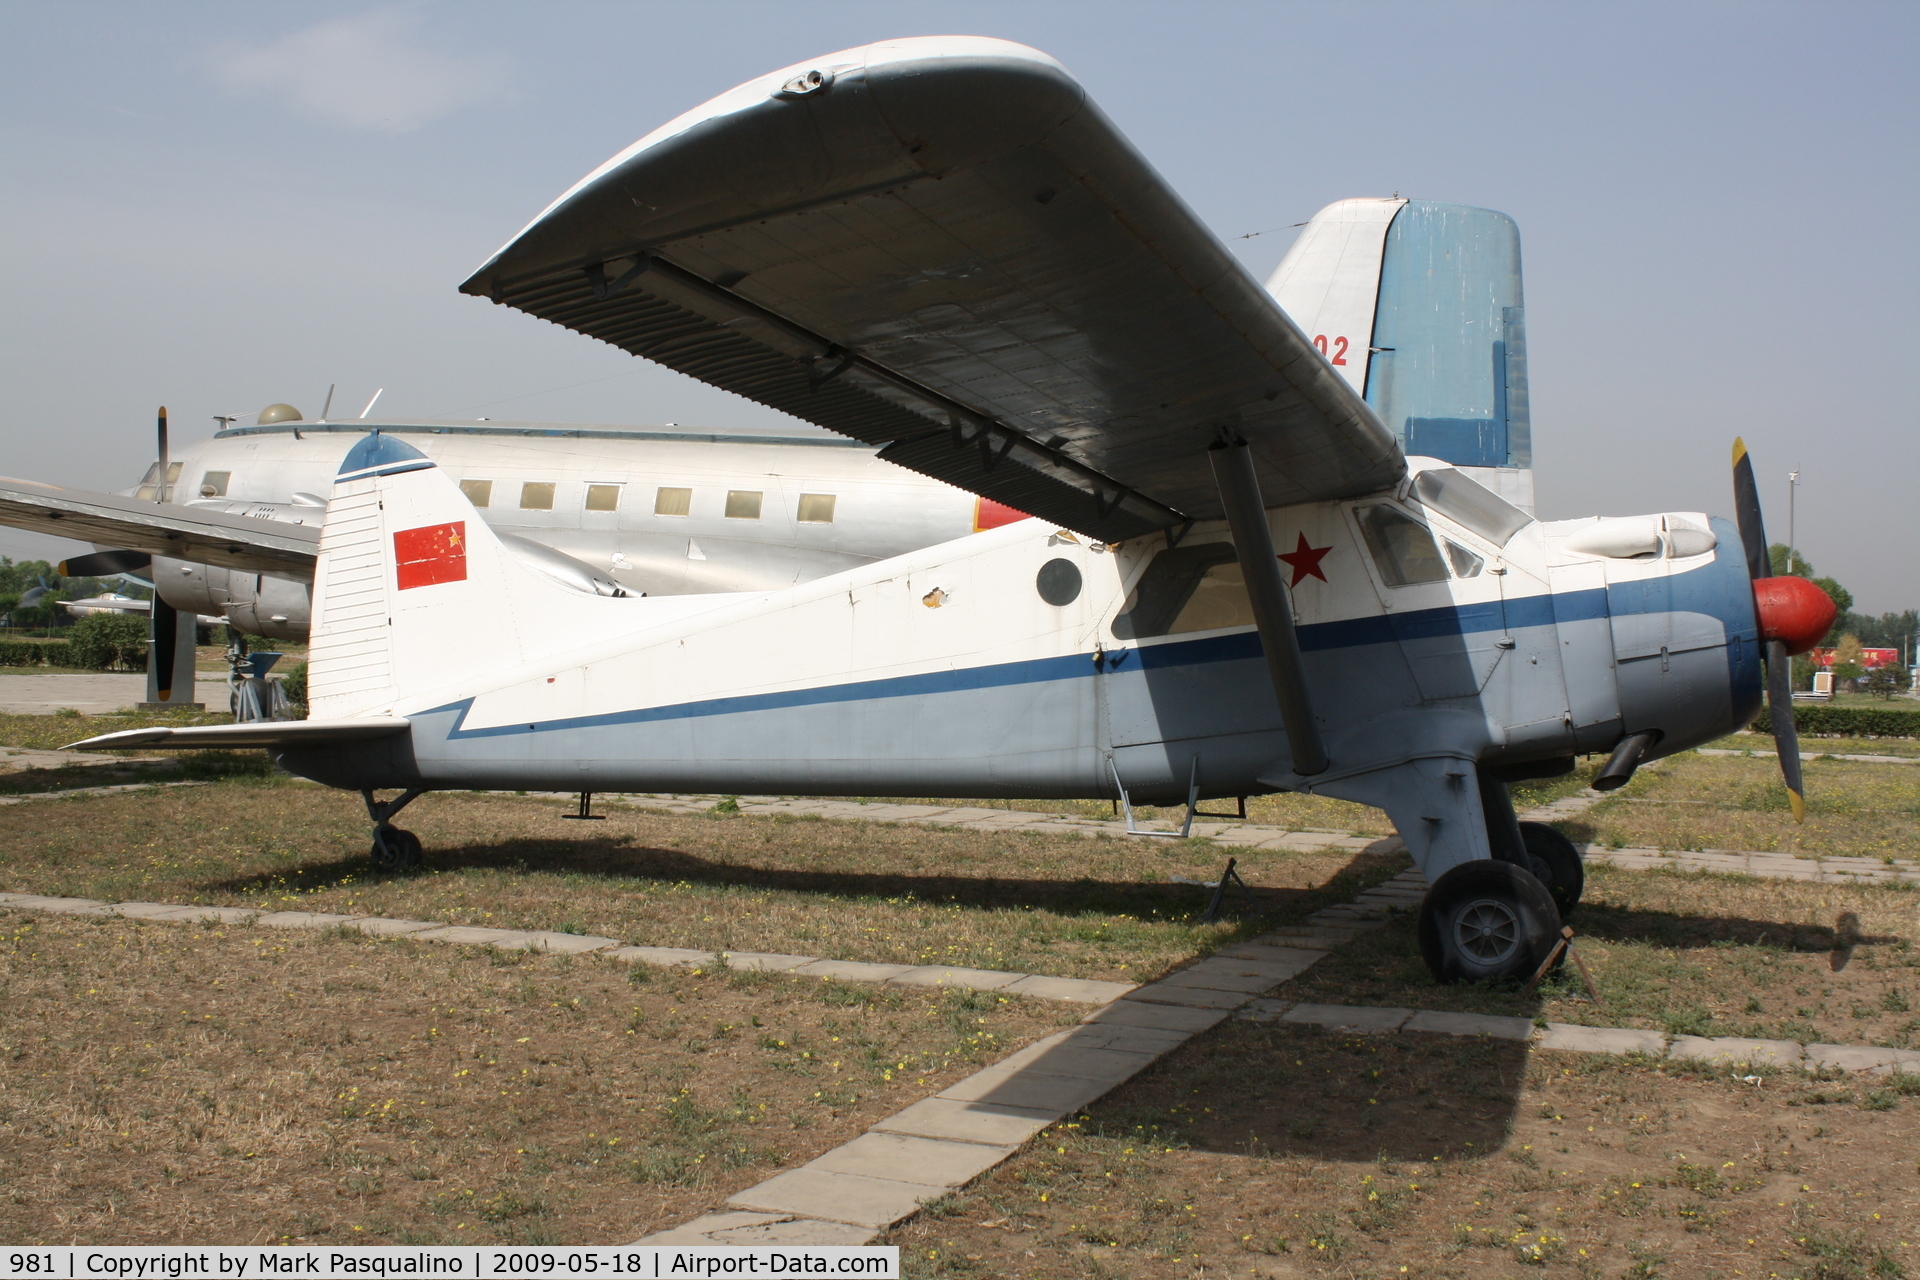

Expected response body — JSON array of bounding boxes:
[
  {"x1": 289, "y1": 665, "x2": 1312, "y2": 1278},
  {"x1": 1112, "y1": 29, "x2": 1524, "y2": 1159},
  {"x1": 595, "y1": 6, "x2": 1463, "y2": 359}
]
[{"x1": 1593, "y1": 731, "x2": 1659, "y2": 792}]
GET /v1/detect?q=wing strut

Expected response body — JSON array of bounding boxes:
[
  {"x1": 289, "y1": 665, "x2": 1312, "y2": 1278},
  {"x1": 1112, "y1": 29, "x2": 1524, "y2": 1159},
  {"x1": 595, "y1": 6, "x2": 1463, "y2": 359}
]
[{"x1": 1209, "y1": 440, "x2": 1329, "y2": 776}]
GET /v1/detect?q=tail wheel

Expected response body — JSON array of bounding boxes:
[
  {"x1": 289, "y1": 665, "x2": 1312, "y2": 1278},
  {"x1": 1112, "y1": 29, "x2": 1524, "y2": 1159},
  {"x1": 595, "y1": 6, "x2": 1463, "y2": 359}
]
[
  {"x1": 370, "y1": 826, "x2": 423, "y2": 873},
  {"x1": 1518, "y1": 821, "x2": 1584, "y2": 915},
  {"x1": 1418, "y1": 859, "x2": 1562, "y2": 985}
]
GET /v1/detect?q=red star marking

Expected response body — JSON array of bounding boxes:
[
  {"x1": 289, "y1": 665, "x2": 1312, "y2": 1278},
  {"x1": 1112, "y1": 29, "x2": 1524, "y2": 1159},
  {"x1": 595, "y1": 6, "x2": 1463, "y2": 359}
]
[{"x1": 1277, "y1": 532, "x2": 1331, "y2": 588}]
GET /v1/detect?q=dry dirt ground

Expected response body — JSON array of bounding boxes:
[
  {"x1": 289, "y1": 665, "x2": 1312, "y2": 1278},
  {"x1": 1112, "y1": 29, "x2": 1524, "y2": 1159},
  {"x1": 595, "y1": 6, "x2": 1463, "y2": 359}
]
[
  {"x1": 0, "y1": 910, "x2": 1074, "y2": 1246},
  {"x1": 886, "y1": 1020, "x2": 1919, "y2": 1280}
]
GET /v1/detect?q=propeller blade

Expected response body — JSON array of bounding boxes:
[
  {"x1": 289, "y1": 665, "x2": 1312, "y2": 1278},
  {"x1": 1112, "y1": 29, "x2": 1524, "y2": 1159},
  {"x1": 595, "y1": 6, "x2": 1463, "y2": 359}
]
[
  {"x1": 60, "y1": 549, "x2": 153, "y2": 578},
  {"x1": 1730, "y1": 437, "x2": 1769, "y2": 580},
  {"x1": 1765, "y1": 638, "x2": 1806, "y2": 822}
]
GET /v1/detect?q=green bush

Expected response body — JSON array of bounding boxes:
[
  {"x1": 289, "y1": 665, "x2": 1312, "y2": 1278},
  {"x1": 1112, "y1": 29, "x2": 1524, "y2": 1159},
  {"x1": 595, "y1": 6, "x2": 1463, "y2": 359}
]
[
  {"x1": 281, "y1": 659, "x2": 308, "y2": 713},
  {"x1": 1752, "y1": 702, "x2": 1920, "y2": 739},
  {"x1": 65, "y1": 612, "x2": 149, "y2": 670},
  {"x1": 0, "y1": 639, "x2": 44, "y2": 665}
]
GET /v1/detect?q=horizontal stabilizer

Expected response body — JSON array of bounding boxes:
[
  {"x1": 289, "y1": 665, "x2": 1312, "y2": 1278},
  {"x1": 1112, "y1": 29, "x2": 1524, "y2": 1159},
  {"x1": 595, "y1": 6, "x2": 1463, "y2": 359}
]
[
  {"x1": 462, "y1": 37, "x2": 1403, "y2": 542},
  {"x1": 63, "y1": 717, "x2": 409, "y2": 752},
  {"x1": 0, "y1": 478, "x2": 319, "y2": 581}
]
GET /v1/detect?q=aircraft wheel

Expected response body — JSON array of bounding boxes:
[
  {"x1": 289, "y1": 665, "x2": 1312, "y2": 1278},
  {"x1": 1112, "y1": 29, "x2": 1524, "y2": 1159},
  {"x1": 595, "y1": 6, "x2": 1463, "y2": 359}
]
[
  {"x1": 1418, "y1": 860, "x2": 1562, "y2": 985},
  {"x1": 1519, "y1": 821, "x2": 1583, "y2": 916},
  {"x1": 370, "y1": 826, "x2": 424, "y2": 873}
]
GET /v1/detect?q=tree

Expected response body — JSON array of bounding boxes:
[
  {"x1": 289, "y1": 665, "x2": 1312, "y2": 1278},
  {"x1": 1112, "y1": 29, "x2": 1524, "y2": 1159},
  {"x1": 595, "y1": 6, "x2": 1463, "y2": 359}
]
[
  {"x1": 1768, "y1": 543, "x2": 1814, "y2": 577},
  {"x1": 65, "y1": 612, "x2": 148, "y2": 670},
  {"x1": 1863, "y1": 663, "x2": 1911, "y2": 700}
]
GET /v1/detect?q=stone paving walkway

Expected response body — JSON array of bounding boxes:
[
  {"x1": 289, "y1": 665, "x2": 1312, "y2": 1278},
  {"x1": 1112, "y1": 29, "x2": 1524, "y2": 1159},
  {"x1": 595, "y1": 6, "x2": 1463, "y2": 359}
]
[
  {"x1": 0, "y1": 673, "x2": 229, "y2": 715},
  {"x1": 1697, "y1": 747, "x2": 1919, "y2": 765}
]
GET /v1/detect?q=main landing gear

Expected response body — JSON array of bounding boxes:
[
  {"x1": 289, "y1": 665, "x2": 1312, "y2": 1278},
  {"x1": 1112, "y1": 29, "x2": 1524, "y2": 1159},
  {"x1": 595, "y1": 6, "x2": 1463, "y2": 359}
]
[
  {"x1": 362, "y1": 788, "x2": 427, "y2": 873},
  {"x1": 1416, "y1": 770, "x2": 1586, "y2": 984}
]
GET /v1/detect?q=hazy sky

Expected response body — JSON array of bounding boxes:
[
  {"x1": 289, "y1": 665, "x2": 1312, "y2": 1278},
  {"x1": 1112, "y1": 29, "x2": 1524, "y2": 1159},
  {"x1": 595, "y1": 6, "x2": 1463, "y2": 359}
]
[{"x1": 2, "y1": 1, "x2": 1914, "y2": 610}]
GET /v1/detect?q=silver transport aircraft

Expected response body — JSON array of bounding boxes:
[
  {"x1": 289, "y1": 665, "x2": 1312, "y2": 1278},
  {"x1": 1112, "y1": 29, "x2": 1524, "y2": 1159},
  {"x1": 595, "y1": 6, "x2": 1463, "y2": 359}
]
[{"x1": 71, "y1": 37, "x2": 1836, "y2": 984}]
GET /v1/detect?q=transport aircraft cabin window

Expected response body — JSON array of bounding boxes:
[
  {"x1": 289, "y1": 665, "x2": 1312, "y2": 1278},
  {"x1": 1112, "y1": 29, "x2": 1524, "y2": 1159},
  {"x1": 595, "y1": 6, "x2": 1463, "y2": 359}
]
[
  {"x1": 1359, "y1": 505, "x2": 1449, "y2": 587},
  {"x1": 459, "y1": 479, "x2": 493, "y2": 508},
  {"x1": 654, "y1": 487, "x2": 692, "y2": 517},
  {"x1": 520, "y1": 482, "x2": 556, "y2": 511},
  {"x1": 1411, "y1": 468, "x2": 1532, "y2": 546},
  {"x1": 796, "y1": 493, "x2": 836, "y2": 524},
  {"x1": 585, "y1": 484, "x2": 621, "y2": 512},
  {"x1": 725, "y1": 490, "x2": 763, "y2": 519},
  {"x1": 1444, "y1": 540, "x2": 1485, "y2": 578},
  {"x1": 1111, "y1": 543, "x2": 1254, "y2": 639},
  {"x1": 199, "y1": 471, "x2": 231, "y2": 498}
]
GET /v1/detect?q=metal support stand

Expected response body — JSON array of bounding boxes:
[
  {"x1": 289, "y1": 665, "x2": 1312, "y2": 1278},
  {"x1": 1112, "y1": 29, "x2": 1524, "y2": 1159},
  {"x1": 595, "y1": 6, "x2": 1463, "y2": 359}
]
[
  {"x1": 1110, "y1": 756, "x2": 1253, "y2": 840},
  {"x1": 1208, "y1": 438, "x2": 1327, "y2": 775},
  {"x1": 1525, "y1": 926, "x2": 1604, "y2": 1004},
  {"x1": 561, "y1": 791, "x2": 605, "y2": 821},
  {"x1": 1200, "y1": 857, "x2": 1258, "y2": 922}
]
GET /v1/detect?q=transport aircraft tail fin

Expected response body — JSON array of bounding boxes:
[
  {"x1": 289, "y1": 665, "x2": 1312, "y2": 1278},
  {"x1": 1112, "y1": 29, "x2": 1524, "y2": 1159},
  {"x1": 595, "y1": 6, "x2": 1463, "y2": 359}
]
[
  {"x1": 305, "y1": 434, "x2": 667, "y2": 718},
  {"x1": 1268, "y1": 198, "x2": 1534, "y2": 511}
]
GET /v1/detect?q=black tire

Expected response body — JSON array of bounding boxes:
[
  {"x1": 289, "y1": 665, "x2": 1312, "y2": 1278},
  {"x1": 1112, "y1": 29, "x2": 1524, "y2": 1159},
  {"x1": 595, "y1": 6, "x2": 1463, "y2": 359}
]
[
  {"x1": 1418, "y1": 860, "x2": 1562, "y2": 985},
  {"x1": 370, "y1": 827, "x2": 423, "y2": 873},
  {"x1": 1519, "y1": 821, "x2": 1583, "y2": 916}
]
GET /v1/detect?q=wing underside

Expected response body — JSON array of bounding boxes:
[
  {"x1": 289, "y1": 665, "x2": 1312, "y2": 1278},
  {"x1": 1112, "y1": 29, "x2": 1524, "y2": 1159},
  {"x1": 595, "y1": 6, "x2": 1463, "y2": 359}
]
[
  {"x1": 0, "y1": 479, "x2": 319, "y2": 580},
  {"x1": 462, "y1": 37, "x2": 1404, "y2": 541}
]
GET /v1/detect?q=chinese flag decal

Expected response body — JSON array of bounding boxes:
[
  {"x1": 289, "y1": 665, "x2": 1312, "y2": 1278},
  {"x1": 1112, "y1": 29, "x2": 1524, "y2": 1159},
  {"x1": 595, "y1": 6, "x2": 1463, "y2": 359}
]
[{"x1": 394, "y1": 521, "x2": 467, "y2": 590}]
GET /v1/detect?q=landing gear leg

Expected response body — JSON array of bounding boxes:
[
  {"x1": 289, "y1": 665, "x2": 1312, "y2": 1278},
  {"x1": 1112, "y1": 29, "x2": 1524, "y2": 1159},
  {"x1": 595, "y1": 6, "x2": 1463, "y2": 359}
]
[
  {"x1": 362, "y1": 788, "x2": 426, "y2": 873},
  {"x1": 1479, "y1": 769, "x2": 1583, "y2": 915}
]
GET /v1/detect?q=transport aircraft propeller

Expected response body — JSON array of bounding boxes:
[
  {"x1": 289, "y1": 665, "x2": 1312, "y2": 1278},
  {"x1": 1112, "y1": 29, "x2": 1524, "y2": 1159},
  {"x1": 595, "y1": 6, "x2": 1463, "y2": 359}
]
[{"x1": 1731, "y1": 438, "x2": 1836, "y2": 822}]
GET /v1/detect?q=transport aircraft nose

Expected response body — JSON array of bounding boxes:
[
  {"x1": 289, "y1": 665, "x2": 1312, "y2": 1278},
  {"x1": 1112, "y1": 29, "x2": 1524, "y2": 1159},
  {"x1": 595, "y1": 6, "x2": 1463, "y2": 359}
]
[{"x1": 1752, "y1": 576, "x2": 1837, "y2": 655}]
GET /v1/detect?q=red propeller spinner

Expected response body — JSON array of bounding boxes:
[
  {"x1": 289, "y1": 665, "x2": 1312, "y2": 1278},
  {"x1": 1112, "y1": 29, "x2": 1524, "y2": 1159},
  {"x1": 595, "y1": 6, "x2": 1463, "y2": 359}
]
[{"x1": 1753, "y1": 576, "x2": 1837, "y2": 656}]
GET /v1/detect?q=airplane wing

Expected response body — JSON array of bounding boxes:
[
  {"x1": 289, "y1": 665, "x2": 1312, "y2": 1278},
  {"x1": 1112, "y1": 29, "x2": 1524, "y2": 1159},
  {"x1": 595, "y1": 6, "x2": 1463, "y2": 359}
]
[
  {"x1": 460, "y1": 37, "x2": 1404, "y2": 543},
  {"x1": 0, "y1": 478, "x2": 319, "y2": 581}
]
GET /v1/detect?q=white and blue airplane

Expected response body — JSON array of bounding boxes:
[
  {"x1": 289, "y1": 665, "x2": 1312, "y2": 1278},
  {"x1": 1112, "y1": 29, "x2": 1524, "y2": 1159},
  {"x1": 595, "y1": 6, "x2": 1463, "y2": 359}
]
[{"x1": 72, "y1": 37, "x2": 1835, "y2": 984}]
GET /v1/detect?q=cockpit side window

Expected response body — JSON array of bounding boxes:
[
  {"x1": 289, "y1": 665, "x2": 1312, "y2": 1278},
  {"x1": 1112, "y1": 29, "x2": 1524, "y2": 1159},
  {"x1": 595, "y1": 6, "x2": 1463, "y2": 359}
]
[
  {"x1": 1111, "y1": 543, "x2": 1252, "y2": 639},
  {"x1": 1357, "y1": 505, "x2": 1449, "y2": 587},
  {"x1": 1411, "y1": 468, "x2": 1533, "y2": 546}
]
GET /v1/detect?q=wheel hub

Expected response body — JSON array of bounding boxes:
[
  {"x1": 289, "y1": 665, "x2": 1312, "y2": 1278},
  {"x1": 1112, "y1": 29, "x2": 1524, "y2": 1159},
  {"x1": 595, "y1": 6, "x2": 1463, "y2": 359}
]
[{"x1": 1452, "y1": 897, "x2": 1522, "y2": 965}]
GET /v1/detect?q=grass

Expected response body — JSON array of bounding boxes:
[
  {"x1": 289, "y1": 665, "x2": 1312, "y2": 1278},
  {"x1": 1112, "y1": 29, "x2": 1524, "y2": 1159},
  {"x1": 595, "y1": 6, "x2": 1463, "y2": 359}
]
[
  {"x1": 0, "y1": 709, "x2": 230, "y2": 753},
  {"x1": 886, "y1": 1019, "x2": 1919, "y2": 1278},
  {"x1": 1572, "y1": 751, "x2": 1920, "y2": 859},
  {"x1": 0, "y1": 909, "x2": 1072, "y2": 1245},
  {"x1": 1704, "y1": 730, "x2": 1920, "y2": 759},
  {"x1": 0, "y1": 774, "x2": 1407, "y2": 983},
  {"x1": 1277, "y1": 863, "x2": 1920, "y2": 1047}
]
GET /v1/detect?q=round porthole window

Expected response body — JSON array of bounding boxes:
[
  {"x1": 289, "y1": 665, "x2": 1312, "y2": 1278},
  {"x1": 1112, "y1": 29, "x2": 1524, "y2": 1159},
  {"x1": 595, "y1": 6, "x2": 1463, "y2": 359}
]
[{"x1": 1035, "y1": 557, "x2": 1082, "y2": 606}]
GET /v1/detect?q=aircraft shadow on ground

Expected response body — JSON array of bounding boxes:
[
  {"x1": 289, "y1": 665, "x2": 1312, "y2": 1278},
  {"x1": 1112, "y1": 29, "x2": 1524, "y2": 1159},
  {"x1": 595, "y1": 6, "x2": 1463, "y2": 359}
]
[
  {"x1": 205, "y1": 836, "x2": 1387, "y2": 925},
  {"x1": 1071, "y1": 1017, "x2": 1536, "y2": 1163}
]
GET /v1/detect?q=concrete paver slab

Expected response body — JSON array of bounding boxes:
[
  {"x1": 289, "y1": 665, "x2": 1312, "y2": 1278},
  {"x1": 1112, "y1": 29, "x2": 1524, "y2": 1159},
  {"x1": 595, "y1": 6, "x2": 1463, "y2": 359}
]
[
  {"x1": 707, "y1": 1219, "x2": 878, "y2": 1246},
  {"x1": 872, "y1": 1098, "x2": 1062, "y2": 1146},
  {"x1": 1281, "y1": 1003, "x2": 1412, "y2": 1034},
  {"x1": 344, "y1": 917, "x2": 446, "y2": 938},
  {"x1": 1237, "y1": 999, "x2": 1294, "y2": 1022},
  {"x1": 1214, "y1": 943, "x2": 1331, "y2": 966},
  {"x1": 3, "y1": 895, "x2": 111, "y2": 914},
  {"x1": 937, "y1": 1067, "x2": 1116, "y2": 1114},
  {"x1": 631, "y1": 1212, "x2": 787, "y2": 1245},
  {"x1": 411, "y1": 925, "x2": 539, "y2": 948},
  {"x1": 727, "y1": 1168, "x2": 934, "y2": 1228},
  {"x1": 114, "y1": 903, "x2": 203, "y2": 920},
  {"x1": 606, "y1": 945, "x2": 715, "y2": 968},
  {"x1": 793, "y1": 959, "x2": 917, "y2": 983},
  {"x1": 1404, "y1": 1010, "x2": 1536, "y2": 1041},
  {"x1": 889, "y1": 965, "x2": 1025, "y2": 991},
  {"x1": 1119, "y1": 983, "x2": 1249, "y2": 1010},
  {"x1": 808, "y1": 1132, "x2": 1015, "y2": 1188},
  {"x1": 1081, "y1": 1001, "x2": 1231, "y2": 1034},
  {"x1": 1059, "y1": 1023, "x2": 1193, "y2": 1055},
  {"x1": 722, "y1": 951, "x2": 818, "y2": 972},
  {"x1": 1001, "y1": 974, "x2": 1135, "y2": 1003},
  {"x1": 253, "y1": 912, "x2": 362, "y2": 930},
  {"x1": 1668, "y1": 1036, "x2": 1804, "y2": 1069},
  {"x1": 510, "y1": 932, "x2": 622, "y2": 955},
  {"x1": 1805, "y1": 1045, "x2": 1920, "y2": 1075},
  {"x1": 1536, "y1": 1024, "x2": 1666, "y2": 1056},
  {"x1": 157, "y1": 906, "x2": 261, "y2": 925},
  {"x1": 993, "y1": 1038, "x2": 1160, "y2": 1083}
]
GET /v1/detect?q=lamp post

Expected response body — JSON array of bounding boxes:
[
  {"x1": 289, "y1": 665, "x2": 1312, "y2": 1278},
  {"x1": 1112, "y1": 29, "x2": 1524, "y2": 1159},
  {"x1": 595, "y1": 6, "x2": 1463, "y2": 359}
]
[{"x1": 1787, "y1": 469, "x2": 1800, "y2": 574}]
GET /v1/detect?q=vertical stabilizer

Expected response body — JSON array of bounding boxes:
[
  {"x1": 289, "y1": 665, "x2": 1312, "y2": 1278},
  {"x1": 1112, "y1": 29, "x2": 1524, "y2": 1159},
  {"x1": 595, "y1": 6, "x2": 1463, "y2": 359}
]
[
  {"x1": 1265, "y1": 197, "x2": 1406, "y2": 401},
  {"x1": 306, "y1": 434, "x2": 654, "y2": 719},
  {"x1": 1268, "y1": 198, "x2": 1535, "y2": 511}
]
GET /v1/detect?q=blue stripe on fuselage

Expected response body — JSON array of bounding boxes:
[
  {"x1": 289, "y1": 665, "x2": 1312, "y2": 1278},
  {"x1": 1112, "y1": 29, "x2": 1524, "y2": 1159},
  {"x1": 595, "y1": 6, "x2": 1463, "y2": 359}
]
[{"x1": 427, "y1": 582, "x2": 1640, "y2": 741}]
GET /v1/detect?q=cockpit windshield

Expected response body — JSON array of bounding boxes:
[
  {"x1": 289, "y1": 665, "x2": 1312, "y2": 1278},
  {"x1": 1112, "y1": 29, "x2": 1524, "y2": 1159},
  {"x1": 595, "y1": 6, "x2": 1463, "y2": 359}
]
[{"x1": 1411, "y1": 468, "x2": 1533, "y2": 546}]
